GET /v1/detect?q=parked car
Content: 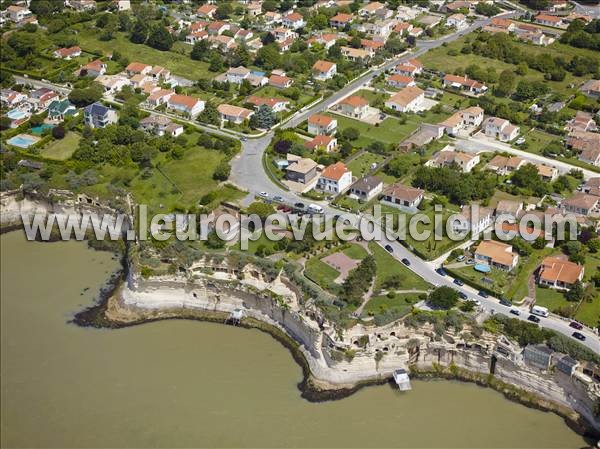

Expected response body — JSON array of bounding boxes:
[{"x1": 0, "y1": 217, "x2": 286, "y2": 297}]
[
  {"x1": 456, "y1": 255, "x2": 465, "y2": 262},
  {"x1": 294, "y1": 202, "x2": 305, "y2": 210},
  {"x1": 272, "y1": 195, "x2": 283, "y2": 202},
  {"x1": 569, "y1": 321, "x2": 584, "y2": 330},
  {"x1": 499, "y1": 298, "x2": 512, "y2": 307},
  {"x1": 509, "y1": 308, "x2": 520, "y2": 316},
  {"x1": 465, "y1": 259, "x2": 475, "y2": 265},
  {"x1": 401, "y1": 258, "x2": 411, "y2": 266},
  {"x1": 527, "y1": 314, "x2": 541, "y2": 323},
  {"x1": 385, "y1": 244, "x2": 394, "y2": 253},
  {"x1": 258, "y1": 191, "x2": 269, "y2": 199},
  {"x1": 435, "y1": 268, "x2": 447, "y2": 276},
  {"x1": 572, "y1": 332, "x2": 586, "y2": 341},
  {"x1": 458, "y1": 292, "x2": 467, "y2": 300},
  {"x1": 478, "y1": 290, "x2": 488, "y2": 298},
  {"x1": 453, "y1": 278, "x2": 464, "y2": 286}
]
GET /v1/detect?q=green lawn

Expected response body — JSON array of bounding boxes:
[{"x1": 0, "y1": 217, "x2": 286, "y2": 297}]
[
  {"x1": 73, "y1": 28, "x2": 212, "y2": 79},
  {"x1": 362, "y1": 293, "x2": 421, "y2": 319},
  {"x1": 39, "y1": 132, "x2": 81, "y2": 160},
  {"x1": 343, "y1": 243, "x2": 369, "y2": 260},
  {"x1": 330, "y1": 114, "x2": 419, "y2": 148},
  {"x1": 519, "y1": 128, "x2": 562, "y2": 156},
  {"x1": 368, "y1": 241, "x2": 431, "y2": 291},
  {"x1": 304, "y1": 257, "x2": 341, "y2": 292},
  {"x1": 451, "y1": 265, "x2": 513, "y2": 296},
  {"x1": 347, "y1": 151, "x2": 386, "y2": 178},
  {"x1": 420, "y1": 35, "x2": 595, "y2": 96},
  {"x1": 506, "y1": 247, "x2": 555, "y2": 301},
  {"x1": 372, "y1": 204, "x2": 465, "y2": 260}
]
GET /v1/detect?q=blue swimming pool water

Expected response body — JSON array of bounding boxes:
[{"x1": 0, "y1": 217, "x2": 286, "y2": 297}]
[
  {"x1": 31, "y1": 124, "x2": 55, "y2": 135},
  {"x1": 6, "y1": 109, "x2": 27, "y2": 120},
  {"x1": 474, "y1": 263, "x2": 492, "y2": 273},
  {"x1": 6, "y1": 135, "x2": 38, "y2": 149}
]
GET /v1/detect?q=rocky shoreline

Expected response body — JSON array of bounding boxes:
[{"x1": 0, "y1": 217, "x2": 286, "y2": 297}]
[{"x1": 69, "y1": 267, "x2": 599, "y2": 442}]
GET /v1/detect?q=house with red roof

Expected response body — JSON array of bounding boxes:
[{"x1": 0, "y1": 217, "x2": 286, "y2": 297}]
[
  {"x1": 316, "y1": 162, "x2": 352, "y2": 193},
  {"x1": 308, "y1": 114, "x2": 337, "y2": 135},
  {"x1": 53, "y1": 46, "x2": 82, "y2": 60}
]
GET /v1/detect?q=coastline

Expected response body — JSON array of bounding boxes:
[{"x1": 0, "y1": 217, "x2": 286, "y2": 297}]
[
  {"x1": 70, "y1": 271, "x2": 599, "y2": 442},
  {"x1": 1, "y1": 194, "x2": 599, "y2": 441}
]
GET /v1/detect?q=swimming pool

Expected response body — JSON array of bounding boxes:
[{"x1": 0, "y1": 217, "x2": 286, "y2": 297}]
[
  {"x1": 6, "y1": 109, "x2": 28, "y2": 120},
  {"x1": 6, "y1": 134, "x2": 40, "y2": 149},
  {"x1": 474, "y1": 263, "x2": 492, "y2": 273},
  {"x1": 31, "y1": 124, "x2": 55, "y2": 135}
]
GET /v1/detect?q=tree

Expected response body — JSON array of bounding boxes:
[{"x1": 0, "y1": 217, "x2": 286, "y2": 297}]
[
  {"x1": 199, "y1": 101, "x2": 220, "y2": 126},
  {"x1": 247, "y1": 201, "x2": 275, "y2": 220},
  {"x1": 147, "y1": 26, "x2": 174, "y2": 51},
  {"x1": 427, "y1": 286, "x2": 459, "y2": 310},
  {"x1": 191, "y1": 40, "x2": 210, "y2": 60},
  {"x1": 215, "y1": 2, "x2": 233, "y2": 20},
  {"x1": 130, "y1": 21, "x2": 149, "y2": 44},
  {"x1": 68, "y1": 84, "x2": 103, "y2": 107},
  {"x1": 255, "y1": 44, "x2": 281, "y2": 70},
  {"x1": 213, "y1": 161, "x2": 231, "y2": 181},
  {"x1": 208, "y1": 52, "x2": 224, "y2": 72},
  {"x1": 274, "y1": 139, "x2": 292, "y2": 154},
  {"x1": 7, "y1": 33, "x2": 37, "y2": 56},
  {"x1": 342, "y1": 255, "x2": 376, "y2": 306},
  {"x1": 250, "y1": 105, "x2": 276, "y2": 129},
  {"x1": 565, "y1": 281, "x2": 584, "y2": 302},
  {"x1": 206, "y1": 230, "x2": 226, "y2": 249},
  {"x1": 341, "y1": 127, "x2": 360, "y2": 141},
  {"x1": 495, "y1": 69, "x2": 515, "y2": 97},
  {"x1": 52, "y1": 126, "x2": 65, "y2": 139}
]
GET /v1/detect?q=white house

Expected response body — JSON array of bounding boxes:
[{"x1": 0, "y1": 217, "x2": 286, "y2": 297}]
[
  {"x1": 385, "y1": 86, "x2": 424, "y2": 113},
  {"x1": 483, "y1": 117, "x2": 520, "y2": 142},
  {"x1": 474, "y1": 240, "x2": 519, "y2": 272},
  {"x1": 446, "y1": 13, "x2": 467, "y2": 29},
  {"x1": 439, "y1": 106, "x2": 484, "y2": 135},
  {"x1": 282, "y1": 12, "x2": 305, "y2": 29},
  {"x1": 167, "y1": 94, "x2": 205, "y2": 118},
  {"x1": 380, "y1": 183, "x2": 424, "y2": 213},
  {"x1": 426, "y1": 146, "x2": 480, "y2": 173},
  {"x1": 312, "y1": 60, "x2": 337, "y2": 80},
  {"x1": 316, "y1": 162, "x2": 353, "y2": 194},
  {"x1": 308, "y1": 114, "x2": 337, "y2": 135},
  {"x1": 217, "y1": 104, "x2": 254, "y2": 124}
]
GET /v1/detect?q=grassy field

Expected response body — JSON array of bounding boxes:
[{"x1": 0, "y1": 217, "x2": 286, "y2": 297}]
[
  {"x1": 420, "y1": 35, "x2": 595, "y2": 96},
  {"x1": 506, "y1": 247, "x2": 555, "y2": 301},
  {"x1": 368, "y1": 241, "x2": 431, "y2": 291},
  {"x1": 73, "y1": 28, "x2": 212, "y2": 79},
  {"x1": 361, "y1": 293, "x2": 421, "y2": 319},
  {"x1": 347, "y1": 151, "x2": 386, "y2": 178},
  {"x1": 519, "y1": 128, "x2": 562, "y2": 156},
  {"x1": 39, "y1": 132, "x2": 81, "y2": 160},
  {"x1": 343, "y1": 243, "x2": 369, "y2": 260},
  {"x1": 452, "y1": 264, "x2": 513, "y2": 296},
  {"x1": 304, "y1": 257, "x2": 341, "y2": 292},
  {"x1": 330, "y1": 114, "x2": 419, "y2": 147}
]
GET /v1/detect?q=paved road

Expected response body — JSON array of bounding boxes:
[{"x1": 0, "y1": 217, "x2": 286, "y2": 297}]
[
  {"x1": 229, "y1": 12, "x2": 600, "y2": 354},
  {"x1": 14, "y1": 14, "x2": 599, "y2": 353},
  {"x1": 455, "y1": 136, "x2": 599, "y2": 180},
  {"x1": 13, "y1": 75, "x2": 72, "y2": 96},
  {"x1": 572, "y1": 1, "x2": 600, "y2": 19}
]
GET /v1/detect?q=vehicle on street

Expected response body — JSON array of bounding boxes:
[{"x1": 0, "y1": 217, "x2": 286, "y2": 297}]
[
  {"x1": 531, "y1": 305, "x2": 549, "y2": 318},
  {"x1": 509, "y1": 309, "x2": 520, "y2": 316},
  {"x1": 385, "y1": 244, "x2": 394, "y2": 253},
  {"x1": 453, "y1": 279, "x2": 464, "y2": 286},
  {"x1": 435, "y1": 268, "x2": 447, "y2": 276},
  {"x1": 528, "y1": 314, "x2": 541, "y2": 323},
  {"x1": 458, "y1": 292, "x2": 467, "y2": 300},
  {"x1": 466, "y1": 259, "x2": 475, "y2": 265},
  {"x1": 307, "y1": 204, "x2": 324, "y2": 214},
  {"x1": 499, "y1": 298, "x2": 512, "y2": 307},
  {"x1": 456, "y1": 255, "x2": 465, "y2": 262},
  {"x1": 478, "y1": 290, "x2": 488, "y2": 298},
  {"x1": 572, "y1": 332, "x2": 586, "y2": 341},
  {"x1": 258, "y1": 191, "x2": 269, "y2": 199},
  {"x1": 401, "y1": 258, "x2": 411, "y2": 266},
  {"x1": 294, "y1": 202, "x2": 305, "y2": 210},
  {"x1": 272, "y1": 195, "x2": 283, "y2": 202},
  {"x1": 569, "y1": 321, "x2": 584, "y2": 330}
]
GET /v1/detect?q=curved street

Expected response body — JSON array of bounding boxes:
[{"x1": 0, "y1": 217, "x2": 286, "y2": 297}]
[{"x1": 229, "y1": 14, "x2": 600, "y2": 354}]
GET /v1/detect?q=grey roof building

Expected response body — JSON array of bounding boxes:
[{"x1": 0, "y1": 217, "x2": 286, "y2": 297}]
[{"x1": 523, "y1": 344, "x2": 553, "y2": 370}]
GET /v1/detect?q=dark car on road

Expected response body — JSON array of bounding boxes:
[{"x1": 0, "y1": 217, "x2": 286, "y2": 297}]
[
  {"x1": 294, "y1": 202, "x2": 305, "y2": 210},
  {"x1": 401, "y1": 258, "x2": 411, "y2": 266},
  {"x1": 385, "y1": 244, "x2": 394, "y2": 253},
  {"x1": 458, "y1": 292, "x2": 467, "y2": 300},
  {"x1": 435, "y1": 268, "x2": 447, "y2": 276},
  {"x1": 453, "y1": 278, "x2": 464, "y2": 286},
  {"x1": 499, "y1": 298, "x2": 512, "y2": 307},
  {"x1": 569, "y1": 321, "x2": 584, "y2": 330},
  {"x1": 528, "y1": 314, "x2": 541, "y2": 323},
  {"x1": 478, "y1": 290, "x2": 488, "y2": 298},
  {"x1": 509, "y1": 309, "x2": 520, "y2": 316},
  {"x1": 572, "y1": 332, "x2": 586, "y2": 341}
]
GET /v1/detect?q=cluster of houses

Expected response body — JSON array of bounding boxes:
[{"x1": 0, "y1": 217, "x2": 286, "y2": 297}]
[
  {"x1": 1, "y1": 87, "x2": 77, "y2": 128},
  {"x1": 565, "y1": 111, "x2": 600, "y2": 168}
]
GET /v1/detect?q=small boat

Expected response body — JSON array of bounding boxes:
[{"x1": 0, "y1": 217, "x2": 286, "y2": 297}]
[{"x1": 393, "y1": 369, "x2": 411, "y2": 391}]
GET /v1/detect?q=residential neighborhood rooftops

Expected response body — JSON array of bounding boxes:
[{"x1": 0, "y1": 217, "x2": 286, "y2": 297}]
[
  {"x1": 339, "y1": 95, "x2": 369, "y2": 108},
  {"x1": 382, "y1": 183, "x2": 424, "y2": 202},
  {"x1": 387, "y1": 86, "x2": 424, "y2": 107},
  {"x1": 475, "y1": 240, "x2": 517, "y2": 267},
  {"x1": 286, "y1": 157, "x2": 318, "y2": 174},
  {"x1": 321, "y1": 162, "x2": 349, "y2": 181},
  {"x1": 539, "y1": 256, "x2": 584, "y2": 286},
  {"x1": 308, "y1": 114, "x2": 334, "y2": 126},
  {"x1": 217, "y1": 103, "x2": 253, "y2": 119},
  {"x1": 312, "y1": 60, "x2": 336, "y2": 73}
]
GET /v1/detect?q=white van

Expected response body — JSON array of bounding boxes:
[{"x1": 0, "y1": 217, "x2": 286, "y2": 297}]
[
  {"x1": 307, "y1": 204, "x2": 323, "y2": 214},
  {"x1": 531, "y1": 305, "x2": 549, "y2": 318}
]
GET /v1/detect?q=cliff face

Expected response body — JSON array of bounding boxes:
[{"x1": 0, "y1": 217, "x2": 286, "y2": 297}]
[{"x1": 116, "y1": 268, "x2": 600, "y2": 434}]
